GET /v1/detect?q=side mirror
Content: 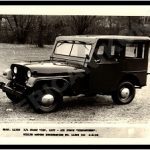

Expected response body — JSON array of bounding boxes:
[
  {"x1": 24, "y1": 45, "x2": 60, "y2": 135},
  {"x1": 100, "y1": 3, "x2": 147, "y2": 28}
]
[{"x1": 86, "y1": 54, "x2": 90, "y2": 60}]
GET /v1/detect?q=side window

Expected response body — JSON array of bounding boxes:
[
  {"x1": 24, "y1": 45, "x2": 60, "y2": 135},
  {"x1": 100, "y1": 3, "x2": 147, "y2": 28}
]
[{"x1": 125, "y1": 43, "x2": 145, "y2": 59}]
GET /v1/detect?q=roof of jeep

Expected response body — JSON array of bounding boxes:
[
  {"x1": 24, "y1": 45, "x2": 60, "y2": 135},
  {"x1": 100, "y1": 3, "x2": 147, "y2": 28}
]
[{"x1": 56, "y1": 35, "x2": 150, "y2": 43}]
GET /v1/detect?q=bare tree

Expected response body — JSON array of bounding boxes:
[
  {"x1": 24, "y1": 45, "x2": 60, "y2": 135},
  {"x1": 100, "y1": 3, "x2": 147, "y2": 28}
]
[
  {"x1": 0, "y1": 15, "x2": 149, "y2": 45},
  {"x1": 4, "y1": 15, "x2": 34, "y2": 44},
  {"x1": 0, "y1": 15, "x2": 2, "y2": 31},
  {"x1": 65, "y1": 16, "x2": 96, "y2": 35},
  {"x1": 36, "y1": 16, "x2": 44, "y2": 47}
]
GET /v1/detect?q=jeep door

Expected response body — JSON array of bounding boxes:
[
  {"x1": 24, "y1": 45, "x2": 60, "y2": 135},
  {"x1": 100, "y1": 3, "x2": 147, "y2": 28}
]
[{"x1": 88, "y1": 40, "x2": 124, "y2": 94}]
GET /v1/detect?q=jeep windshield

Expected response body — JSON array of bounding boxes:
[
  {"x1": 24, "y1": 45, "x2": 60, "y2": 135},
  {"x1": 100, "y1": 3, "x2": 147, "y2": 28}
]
[{"x1": 54, "y1": 41, "x2": 92, "y2": 58}]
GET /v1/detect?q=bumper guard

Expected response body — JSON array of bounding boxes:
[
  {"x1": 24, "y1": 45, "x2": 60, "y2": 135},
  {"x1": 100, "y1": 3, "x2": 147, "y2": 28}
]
[{"x1": 0, "y1": 82, "x2": 23, "y2": 97}]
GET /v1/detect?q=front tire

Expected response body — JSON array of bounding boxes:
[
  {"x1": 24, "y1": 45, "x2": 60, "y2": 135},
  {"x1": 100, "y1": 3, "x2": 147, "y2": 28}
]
[
  {"x1": 112, "y1": 81, "x2": 135, "y2": 105},
  {"x1": 27, "y1": 86, "x2": 63, "y2": 113}
]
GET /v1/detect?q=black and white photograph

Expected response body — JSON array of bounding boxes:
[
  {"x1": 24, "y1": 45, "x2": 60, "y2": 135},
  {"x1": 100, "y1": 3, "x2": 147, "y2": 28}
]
[{"x1": 0, "y1": 5, "x2": 150, "y2": 145}]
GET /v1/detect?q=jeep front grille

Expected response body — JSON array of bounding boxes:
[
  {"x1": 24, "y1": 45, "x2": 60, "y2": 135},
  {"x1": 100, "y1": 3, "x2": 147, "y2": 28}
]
[{"x1": 11, "y1": 65, "x2": 29, "y2": 84}]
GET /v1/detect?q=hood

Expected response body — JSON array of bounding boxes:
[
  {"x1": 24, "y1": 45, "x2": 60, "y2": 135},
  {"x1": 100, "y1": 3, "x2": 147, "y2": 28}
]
[{"x1": 13, "y1": 61, "x2": 85, "y2": 75}]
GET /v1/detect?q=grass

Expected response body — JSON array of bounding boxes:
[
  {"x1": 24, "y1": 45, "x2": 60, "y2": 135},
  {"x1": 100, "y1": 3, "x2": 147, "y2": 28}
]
[
  {"x1": 0, "y1": 44, "x2": 53, "y2": 61},
  {"x1": 0, "y1": 44, "x2": 53, "y2": 74}
]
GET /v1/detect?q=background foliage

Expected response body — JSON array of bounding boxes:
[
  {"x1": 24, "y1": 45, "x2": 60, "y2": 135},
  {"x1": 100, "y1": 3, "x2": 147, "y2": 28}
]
[{"x1": 0, "y1": 15, "x2": 150, "y2": 47}]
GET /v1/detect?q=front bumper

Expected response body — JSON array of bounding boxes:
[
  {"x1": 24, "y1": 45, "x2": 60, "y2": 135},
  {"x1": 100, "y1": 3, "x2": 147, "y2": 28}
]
[{"x1": 0, "y1": 82, "x2": 23, "y2": 97}]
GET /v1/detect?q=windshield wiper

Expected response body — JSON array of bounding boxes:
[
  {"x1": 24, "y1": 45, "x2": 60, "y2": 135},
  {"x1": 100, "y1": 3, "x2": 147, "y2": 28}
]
[
  {"x1": 56, "y1": 40, "x2": 70, "y2": 47},
  {"x1": 83, "y1": 44, "x2": 90, "y2": 50},
  {"x1": 74, "y1": 40, "x2": 91, "y2": 50},
  {"x1": 73, "y1": 40, "x2": 86, "y2": 44}
]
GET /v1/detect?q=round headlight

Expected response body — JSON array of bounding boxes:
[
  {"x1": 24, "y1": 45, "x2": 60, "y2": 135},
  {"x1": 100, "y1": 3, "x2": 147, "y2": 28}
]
[
  {"x1": 27, "y1": 70, "x2": 31, "y2": 78},
  {"x1": 13, "y1": 67, "x2": 17, "y2": 74}
]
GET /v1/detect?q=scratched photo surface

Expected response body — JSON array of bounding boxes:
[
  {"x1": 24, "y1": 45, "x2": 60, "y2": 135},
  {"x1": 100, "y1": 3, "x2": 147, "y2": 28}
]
[{"x1": 0, "y1": 12, "x2": 150, "y2": 143}]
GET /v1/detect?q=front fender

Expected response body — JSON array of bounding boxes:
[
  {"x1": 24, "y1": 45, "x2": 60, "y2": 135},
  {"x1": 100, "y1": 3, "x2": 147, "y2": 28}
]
[{"x1": 26, "y1": 77, "x2": 70, "y2": 93}]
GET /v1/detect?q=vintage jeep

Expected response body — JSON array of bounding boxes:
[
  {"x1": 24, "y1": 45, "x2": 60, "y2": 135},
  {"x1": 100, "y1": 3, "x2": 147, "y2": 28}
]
[{"x1": 0, "y1": 35, "x2": 149, "y2": 113}]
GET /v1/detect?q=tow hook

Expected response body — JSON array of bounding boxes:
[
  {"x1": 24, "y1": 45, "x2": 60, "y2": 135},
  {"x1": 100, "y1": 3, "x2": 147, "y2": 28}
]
[{"x1": 0, "y1": 82, "x2": 5, "y2": 89}]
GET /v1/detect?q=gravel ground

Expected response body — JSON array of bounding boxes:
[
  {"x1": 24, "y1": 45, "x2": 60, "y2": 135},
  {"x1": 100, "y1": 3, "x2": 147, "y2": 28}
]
[{"x1": 0, "y1": 43, "x2": 150, "y2": 124}]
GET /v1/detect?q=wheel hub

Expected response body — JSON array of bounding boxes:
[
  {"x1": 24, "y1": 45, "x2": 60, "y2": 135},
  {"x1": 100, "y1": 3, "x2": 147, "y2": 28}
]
[
  {"x1": 41, "y1": 94, "x2": 54, "y2": 106},
  {"x1": 120, "y1": 88, "x2": 130, "y2": 98}
]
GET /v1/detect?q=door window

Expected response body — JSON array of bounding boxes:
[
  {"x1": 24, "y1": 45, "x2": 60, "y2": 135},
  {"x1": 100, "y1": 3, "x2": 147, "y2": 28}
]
[
  {"x1": 95, "y1": 40, "x2": 124, "y2": 61},
  {"x1": 97, "y1": 45, "x2": 105, "y2": 55}
]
